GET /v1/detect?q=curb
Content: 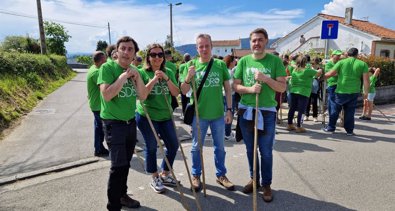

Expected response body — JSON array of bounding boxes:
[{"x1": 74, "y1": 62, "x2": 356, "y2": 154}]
[{"x1": 0, "y1": 157, "x2": 100, "y2": 186}]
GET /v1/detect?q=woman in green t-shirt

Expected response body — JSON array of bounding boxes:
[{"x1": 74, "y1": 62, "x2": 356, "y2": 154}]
[
  {"x1": 360, "y1": 67, "x2": 380, "y2": 120},
  {"x1": 135, "y1": 44, "x2": 180, "y2": 193},
  {"x1": 287, "y1": 55, "x2": 321, "y2": 133}
]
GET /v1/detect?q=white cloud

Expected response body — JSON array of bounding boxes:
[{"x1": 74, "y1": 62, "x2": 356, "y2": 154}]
[
  {"x1": 3, "y1": 0, "x2": 392, "y2": 54},
  {"x1": 322, "y1": 0, "x2": 395, "y2": 30}
]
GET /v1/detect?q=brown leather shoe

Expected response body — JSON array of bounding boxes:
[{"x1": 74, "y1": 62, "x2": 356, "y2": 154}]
[
  {"x1": 242, "y1": 179, "x2": 260, "y2": 194},
  {"x1": 262, "y1": 185, "x2": 273, "y2": 202},
  {"x1": 216, "y1": 175, "x2": 235, "y2": 191},
  {"x1": 295, "y1": 127, "x2": 306, "y2": 133},
  {"x1": 120, "y1": 194, "x2": 141, "y2": 208},
  {"x1": 191, "y1": 175, "x2": 201, "y2": 191},
  {"x1": 287, "y1": 124, "x2": 296, "y2": 131}
]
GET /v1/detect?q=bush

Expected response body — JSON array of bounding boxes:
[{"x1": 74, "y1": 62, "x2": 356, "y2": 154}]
[
  {"x1": 360, "y1": 56, "x2": 395, "y2": 87},
  {"x1": 76, "y1": 55, "x2": 93, "y2": 66},
  {"x1": 0, "y1": 36, "x2": 41, "y2": 54}
]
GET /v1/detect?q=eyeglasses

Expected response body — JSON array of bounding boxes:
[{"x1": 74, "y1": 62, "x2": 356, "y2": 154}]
[{"x1": 149, "y1": 52, "x2": 164, "y2": 58}]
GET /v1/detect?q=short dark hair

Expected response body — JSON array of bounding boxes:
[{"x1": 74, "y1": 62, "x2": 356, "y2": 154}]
[
  {"x1": 93, "y1": 51, "x2": 105, "y2": 63},
  {"x1": 249, "y1": 28, "x2": 268, "y2": 40},
  {"x1": 116, "y1": 36, "x2": 140, "y2": 52},
  {"x1": 105, "y1": 44, "x2": 116, "y2": 57},
  {"x1": 347, "y1": 47, "x2": 358, "y2": 57},
  {"x1": 164, "y1": 49, "x2": 172, "y2": 56}
]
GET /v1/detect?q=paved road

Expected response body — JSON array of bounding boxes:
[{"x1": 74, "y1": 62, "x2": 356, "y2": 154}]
[{"x1": 0, "y1": 69, "x2": 394, "y2": 210}]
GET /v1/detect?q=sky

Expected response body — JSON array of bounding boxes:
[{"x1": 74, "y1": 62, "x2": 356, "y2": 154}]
[{"x1": 0, "y1": 0, "x2": 394, "y2": 54}]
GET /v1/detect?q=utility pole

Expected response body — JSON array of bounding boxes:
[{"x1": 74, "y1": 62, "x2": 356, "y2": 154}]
[
  {"x1": 36, "y1": 0, "x2": 47, "y2": 54},
  {"x1": 108, "y1": 22, "x2": 111, "y2": 45},
  {"x1": 169, "y1": 2, "x2": 182, "y2": 48}
]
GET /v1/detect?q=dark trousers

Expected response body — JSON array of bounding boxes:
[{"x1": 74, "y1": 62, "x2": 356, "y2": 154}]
[
  {"x1": 103, "y1": 119, "x2": 137, "y2": 211},
  {"x1": 181, "y1": 94, "x2": 190, "y2": 114},
  {"x1": 306, "y1": 93, "x2": 318, "y2": 117},
  {"x1": 93, "y1": 111, "x2": 106, "y2": 153},
  {"x1": 327, "y1": 93, "x2": 359, "y2": 133},
  {"x1": 288, "y1": 93, "x2": 309, "y2": 127}
]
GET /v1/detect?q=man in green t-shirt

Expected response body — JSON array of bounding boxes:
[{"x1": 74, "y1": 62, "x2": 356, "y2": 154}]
[
  {"x1": 98, "y1": 36, "x2": 147, "y2": 211},
  {"x1": 324, "y1": 50, "x2": 342, "y2": 116},
  {"x1": 233, "y1": 28, "x2": 286, "y2": 203},
  {"x1": 164, "y1": 49, "x2": 179, "y2": 110},
  {"x1": 86, "y1": 51, "x2": 108, "y2": 157},
  {"x1": 181, "y1": 33, "x2": 234, "y2": 192},
  {"x1": 179, "y1": 53, "x2": 191, "y2": 115},
  {"x1": 324, "y1": 48, "x2": 369, "y2": 136}
]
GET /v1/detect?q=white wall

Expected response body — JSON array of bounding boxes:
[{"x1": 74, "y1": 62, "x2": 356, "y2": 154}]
[
  {"x1": 274, "y1": 16, "x2": 381, "y2": 56},
  {"x1": 212, "y1": 45, "x2": 239, "y2": 57},
  {"x1": 375, "y1": 42, "x2": 395, "y2": 59}
]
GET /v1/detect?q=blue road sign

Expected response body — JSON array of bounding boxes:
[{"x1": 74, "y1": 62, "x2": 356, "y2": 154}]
[{"x1": 321, "y1": 20, "x2": 339, "y2": 39}]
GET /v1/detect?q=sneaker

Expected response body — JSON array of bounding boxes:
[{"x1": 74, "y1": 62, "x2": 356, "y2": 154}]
[
  {"x1": 358, "y1": 116, "x2": 365, "y2": 120},
  {"x1": 322, "y1": 127, "x2": 335, "y2": 133},
  {"x1": 150, "y1": 177, "x2": 165, "y2": 193},
  {"x1": 120, "y1": 194, "x2": 141, "y2": 208},
  {"x1": 242, "y1": 179, "x2": 260, "y2": 194},
  {"x1": 295, "y1": 127, "x2": 306, "y2": 133},
  {"x1": 313, "y1": 117, "x2": 318, "y2": 122},
  {"x1": 303, "y1": 116, "x2": 309, "y2": 121},
  {"x1": 94, "y1": 149, "x2": 109, "y2": 157},
  {"x1": 160, "y1": 173, "x2": 179, "y2": 187},
  {"x1": 191, "y1": 176, "x2": 201, "y2": 191},
  {"x1": 216, "y1": 175, "x2": 235, "y2": 191},
  {"x1": 346, "y1": 132, "x2": 355, "y2": 136},
  {"x1": 262, "y1": 185, "x2": 273, "y2": 202},
  {"x1": 287, "y1": 124, "x2": 296, "y2": 131},
  {"x1": 361, "y1": 116, "x2": 371, "y2": 120}
]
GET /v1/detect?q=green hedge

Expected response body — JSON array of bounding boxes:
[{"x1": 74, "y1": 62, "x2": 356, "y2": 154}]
[
  {"x1": 360, "y1": 56, "x2": 395, "y2": 87},
  {"x1": 0, "y1": 52, "x2": 75, "y2": 135}
]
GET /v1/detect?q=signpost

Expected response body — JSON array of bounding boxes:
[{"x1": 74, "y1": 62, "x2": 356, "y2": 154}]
[{"x1": 320, "y1": 20, "x2": 339, "y2": 127}]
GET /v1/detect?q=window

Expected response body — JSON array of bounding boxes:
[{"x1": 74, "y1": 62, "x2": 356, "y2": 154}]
[{"x1": 380, "y1": 49, "x2": 390, "y2": 58}]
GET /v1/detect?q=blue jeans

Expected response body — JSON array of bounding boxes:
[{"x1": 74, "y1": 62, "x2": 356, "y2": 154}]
[
  {"x1": 102, "y1": 119, "x2": 137, "y2": 211},
  {"x1": 93, "y1": 111, "x2": 106, "y2": 153},
  {"x1": 288, "y1": 93, "x2": 309, "y2": 127},
  {"x1": 326, "y1": 85, "x2": 337, "y2": 116},
  {"x1": 191, "y1": 116, "x2": 227, "y2": 177},
  {"x1": 239, "y1": 111, "x2": 276, "y2": 186},
  {"x1": 223, "y1": 95, "x2": 236, "y2": 136},
  {"x1": 136, "y1": 113, "x2": 179, "y2": 173},
  {"x1": 327, "y1": 93, "x2": 359, "y2": 133}
]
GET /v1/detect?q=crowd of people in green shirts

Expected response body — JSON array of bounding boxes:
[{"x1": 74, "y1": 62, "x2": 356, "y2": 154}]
[{"x1": 85, "y1": 30, "x2": 380, "y2": 210}]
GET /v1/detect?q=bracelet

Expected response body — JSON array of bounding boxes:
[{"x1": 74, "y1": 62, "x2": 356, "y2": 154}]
[
  {"x1": 166, "y1": 77, "x2": 170, "y2": 82},
  {"x1": 226, "y1": 108, "x2": 232, "y2": 111}
]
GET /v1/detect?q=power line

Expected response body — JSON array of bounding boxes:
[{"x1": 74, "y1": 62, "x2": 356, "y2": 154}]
[{"x1": 0, "y1": 9, "x2": 106, "y2": 29}]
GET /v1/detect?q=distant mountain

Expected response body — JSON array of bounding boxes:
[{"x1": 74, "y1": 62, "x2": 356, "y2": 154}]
[{"x1": 175, "y1": 37, "x2": 281, "y2": 56}]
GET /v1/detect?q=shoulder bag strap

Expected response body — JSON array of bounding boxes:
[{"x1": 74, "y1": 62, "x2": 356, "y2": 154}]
[{"x1": 196, "y1": 58, "x2": 214, "y2": 101}]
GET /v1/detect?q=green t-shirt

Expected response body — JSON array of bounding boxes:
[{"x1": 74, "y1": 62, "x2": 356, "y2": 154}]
[
  {"x1": 136, "y1": 68, "x2": 177, "y2": 121},
  {"x1": 325, "y1": 60, "x2": 338, "y2": 87},
  {"x1": 290, "y1": 67, "x2": 317, "y2": 97},
  {"x1": 178, "y1": 63, "x2": 188, "y2": 82},
  {"x1": 97, "y1": 60, "x2": 141, "y2": 121},
  {"x1": 367, "y1": 75, "x2": 378, "y2": 93},
  {"x1": 333, "y1": 57, "x2": 368, "y2": 94},
  {"x1": 234, "y1": 54, "x2": 286, "y2": 107},
  {"x1": 166, "y1": 61, "x2": 177, "y2": 77},
  {"x1": 86, "y1": 65, "x2": 101, "y2": 111},
  {"x1": 182, "y1": 58, "x2": 230, "y2": 120}
]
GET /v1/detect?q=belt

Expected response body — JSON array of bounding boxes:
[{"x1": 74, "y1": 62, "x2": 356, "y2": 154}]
[{"x1": 103, "y1": 118, "x2": 135, "y2": 125}]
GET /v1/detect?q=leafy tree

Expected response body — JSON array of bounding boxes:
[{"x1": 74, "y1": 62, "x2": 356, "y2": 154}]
[
  {"x1": 164, "y1": 35, "x2": 172, "y2": 49},
  {"x1": 76, "y1": 55, "x2": 93, "y2": 66},
  {"x1": 0, "y1": 36, "x2": 40, "y2": 54},
  {"x1": 44, "y1": 21, "x2": 71, "y2": 55},
  {"x1": 96, "y1": 40, "x2": 108, "y2": 52}
]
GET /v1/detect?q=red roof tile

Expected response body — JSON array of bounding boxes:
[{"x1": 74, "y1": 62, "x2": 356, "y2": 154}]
[
  {"x1": 319, "y1": 13, "x2": 395, "y2": 40},
  {"x1": 212, "y1": 40, "x2": 240, "y2": 47}
]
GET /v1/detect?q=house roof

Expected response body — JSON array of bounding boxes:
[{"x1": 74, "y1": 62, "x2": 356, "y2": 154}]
[
  {"x1": 272, "y1": 13, "x2": 395, "y2": 47},
  {"x1": 318, "y1": 13, "x2": 395, "y2": 40},
  {"x1": 232, "y1": 48, "x2": 276, "y2": 58},
  {"x1": 212, "y1": 39, "x2": 240, "y2": 47}
]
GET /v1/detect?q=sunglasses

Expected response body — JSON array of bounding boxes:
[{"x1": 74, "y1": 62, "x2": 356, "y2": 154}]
[{"x1": 149, "y1": 52, "x2": 164, "y2": 58}]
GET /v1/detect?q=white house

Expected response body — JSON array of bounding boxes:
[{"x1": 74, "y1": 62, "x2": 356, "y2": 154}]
[
  {"x1": 271, "y1": 8, "x2": 395, "y2": 58},
  {"x1": 212, "y1": 39, "x2": 241, "y2": 57}
]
